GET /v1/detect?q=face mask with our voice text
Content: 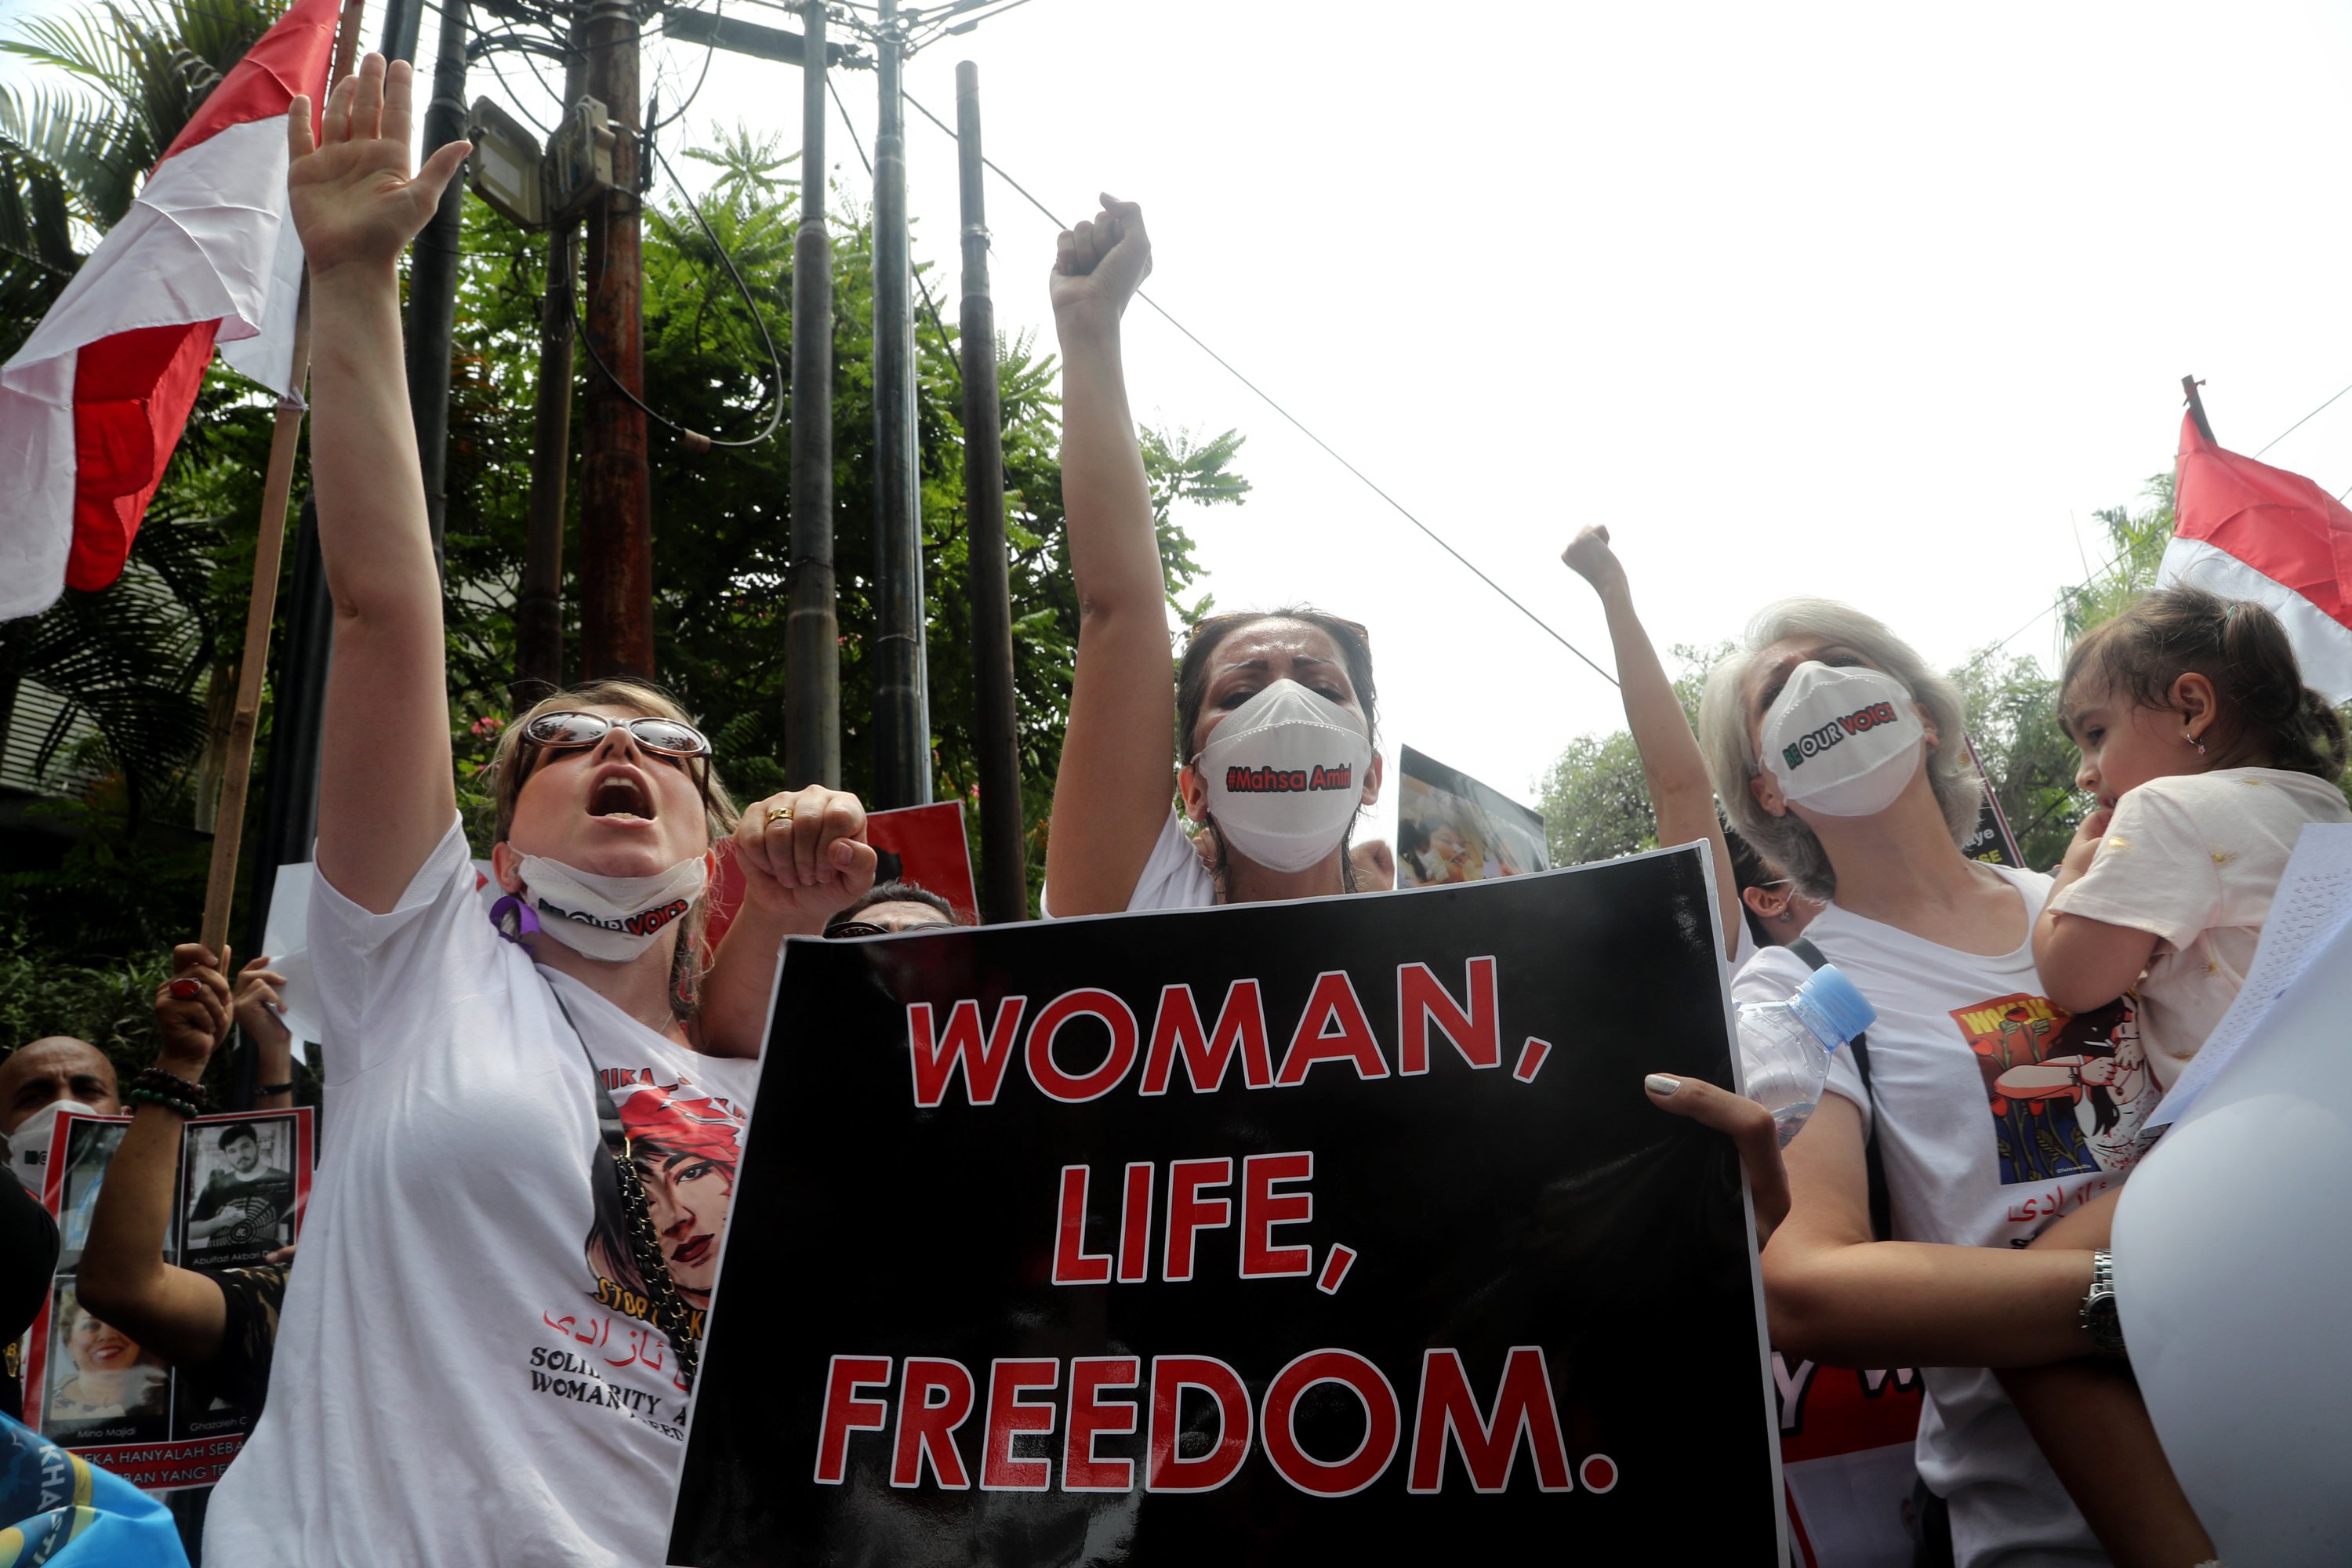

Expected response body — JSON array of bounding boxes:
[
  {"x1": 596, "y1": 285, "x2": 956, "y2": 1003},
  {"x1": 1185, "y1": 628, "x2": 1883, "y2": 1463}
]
[
  {"x1": 515, "y1": 852, "x2": 710, "y2": 962},
  {"x1": 1759, "y1": 662, "x2": 1925, "y2": 818},
  {"x1": 1194, "y1": 680, "x2": 1374, "y2": 873}
]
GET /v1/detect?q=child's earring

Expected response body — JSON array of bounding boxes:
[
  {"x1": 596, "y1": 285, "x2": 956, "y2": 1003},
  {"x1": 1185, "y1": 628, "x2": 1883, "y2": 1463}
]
[{"x1": 2187, "y1": 726, "x2": 2206, "y2": 757}]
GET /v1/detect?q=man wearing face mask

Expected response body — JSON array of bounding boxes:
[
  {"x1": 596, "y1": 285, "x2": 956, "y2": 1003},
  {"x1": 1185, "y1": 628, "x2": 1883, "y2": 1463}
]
[{"x1": 0, "y1": 1036, "x2": 117, "y2": 1421}]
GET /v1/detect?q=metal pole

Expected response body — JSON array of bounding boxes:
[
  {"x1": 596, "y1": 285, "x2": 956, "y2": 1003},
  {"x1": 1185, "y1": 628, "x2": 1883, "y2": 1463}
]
[
  {"x1": 517, "y1": 223, "x2": 577, "y2": 699},
  {"x1": 869, "y1": 0, "x2": 928, "y2": 807},
  {"x1": 403, "y1": 0, "x2": 469, "y2": 572},
  {"x1": 955, "y1": 61, "x2": 1023, "y2": 922},
  {"x1": 785, "y1": 0, "x2": 839, "y2": 787},
  {"x1": 517, "y1": 27, "x2": 586, "y2": 702},
  {"x1": 579, "y1": 0, "x2": 653, "y2": 678},
  {"x1": 376, "y1": 0, "x2": 421, "y2": 64}
]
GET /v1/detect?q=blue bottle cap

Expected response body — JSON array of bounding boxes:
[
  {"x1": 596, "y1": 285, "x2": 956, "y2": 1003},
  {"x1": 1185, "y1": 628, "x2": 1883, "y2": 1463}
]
[{"x1": 1795, "y1": 963, "x2": 1876, "y2": 1045}]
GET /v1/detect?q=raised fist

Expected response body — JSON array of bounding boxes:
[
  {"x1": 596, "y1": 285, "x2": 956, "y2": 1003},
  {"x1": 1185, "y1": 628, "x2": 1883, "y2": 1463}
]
[{"x1": 1050, "y1": 194, "x2": 1152, "y2": 324}]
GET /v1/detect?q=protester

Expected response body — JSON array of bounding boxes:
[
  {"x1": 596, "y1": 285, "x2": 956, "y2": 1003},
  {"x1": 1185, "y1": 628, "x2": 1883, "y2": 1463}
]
[
  {"x1": 823, "y1": 880, "x2": 959, "y2": 935},
  {"x1": 0, "y1": 1039, "x2": 111, "y2": 1424},
  {"x1": 0, "y1": 1040, "x2": 120, "y2": 1138},
  {"x1": 78, "y1": 946, "x2": 298, "y2": 1421},
  {"x1": 1704, "y1": 598, "x2": 2210, "y2": 1567},
  {"x1": 1562, "y1": 524, "x2": 1747, "y2": 956},
  {"x1": 1042, "y1": 196, "x2": 1381, "y2": 914},
  {"x1": 1727, "y1": 826, "x2": 1824, "y2": 950},
  {"x1": 202, "y1": 59, "x2": 877, "y2": 1566}
]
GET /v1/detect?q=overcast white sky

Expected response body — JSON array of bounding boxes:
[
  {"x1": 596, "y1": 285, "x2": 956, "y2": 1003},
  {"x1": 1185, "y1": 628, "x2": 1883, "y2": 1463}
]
[{"x1": 20, "y1": 0, "x2": 2352, "y2": 844}]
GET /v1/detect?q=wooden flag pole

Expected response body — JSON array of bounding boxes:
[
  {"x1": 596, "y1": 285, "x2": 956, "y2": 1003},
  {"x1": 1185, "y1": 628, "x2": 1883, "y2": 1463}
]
[
  {"x1": 198, "y1": 289, "x2": 314, "y2": 956},
  {"x1": 196, "y1": 0, "x2": 364, "y2": 956}
]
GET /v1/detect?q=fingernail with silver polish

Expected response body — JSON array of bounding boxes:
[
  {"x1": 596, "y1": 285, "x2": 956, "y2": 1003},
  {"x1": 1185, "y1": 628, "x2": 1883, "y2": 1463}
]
[{"x1": 1644, "y1": 1073, "x2": 1682, "y2": 1096}]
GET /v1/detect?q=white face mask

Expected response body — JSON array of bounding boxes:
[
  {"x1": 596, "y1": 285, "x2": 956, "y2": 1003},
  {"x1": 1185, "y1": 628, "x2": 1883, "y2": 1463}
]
[
  {"x1": 1194, "y1": 680, "x2": 1374, "y2": 874},
  {"x1": 1759, "y1": 662, "x2": 1925, "y2": 818},
  {"x1": 6, "y1": 1101, "x2": 100, "y2": 1195},
  {"x1": 515, "y1": 853, "x2": 710, "y2": 962}
]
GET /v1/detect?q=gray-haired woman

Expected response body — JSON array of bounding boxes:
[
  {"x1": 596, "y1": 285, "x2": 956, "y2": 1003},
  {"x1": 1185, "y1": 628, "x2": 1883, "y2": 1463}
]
[{"x1": 1702, "y1": 599, "x2": 2209, "y2": 1567}]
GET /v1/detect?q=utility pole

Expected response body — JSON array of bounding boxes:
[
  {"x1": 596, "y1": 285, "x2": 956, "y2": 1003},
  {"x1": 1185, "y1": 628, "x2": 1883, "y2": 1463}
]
[
  {"x1": 579, "y1": 0, "x2": 653, "y2": 679},
  {"x1": 956, "y1": 61, "x2": 1023, "y2": 922},
  {"x1": 404, "y1": 0, "x2": 470, "y2": 568},
  {"x1": 785, "y1": 0, "x2": 840, "y2": 786},
  {"x1": 869, "y1": 0, "x2": 929, "y2": 807},
  {"x1": 516, "y1": 25, "x2": 587, "y2": 701},
  {"x1": 376, "y1": 0, "x2": 421, "y2": 62}
]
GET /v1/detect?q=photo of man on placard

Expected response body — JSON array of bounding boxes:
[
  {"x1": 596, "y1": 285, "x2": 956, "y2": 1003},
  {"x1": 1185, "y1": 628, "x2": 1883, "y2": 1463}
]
[{"x1": 182, "y1": 1119, "x2": 296, "y2": 1269}]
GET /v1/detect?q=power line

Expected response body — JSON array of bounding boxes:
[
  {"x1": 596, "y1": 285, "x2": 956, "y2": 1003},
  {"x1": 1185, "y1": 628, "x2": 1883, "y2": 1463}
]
[
  {"x1": 2252, "y1": 378, "x2": 2352, "y2": 459},
  {"x1": 897, "y1": 90, "x2": 1618, "y2": 689},
  {"x1": 1991, "y1": 382, "x2": 2352, "y2": 657}
]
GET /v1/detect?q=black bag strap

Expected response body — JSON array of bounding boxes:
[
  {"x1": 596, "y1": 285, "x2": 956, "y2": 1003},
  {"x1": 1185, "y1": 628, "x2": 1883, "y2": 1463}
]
[
  {"x1": 546, "y1": 981, "x2": 701, "y2": 1391},
  {"x1": 1786, "y1": 936, "x2": 1892, "y2": 1243}
]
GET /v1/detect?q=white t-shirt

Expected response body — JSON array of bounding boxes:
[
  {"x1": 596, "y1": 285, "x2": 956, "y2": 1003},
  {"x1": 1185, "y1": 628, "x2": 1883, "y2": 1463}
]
[
  {"x1": 206, "y1": 818, "x2": 758, "y2": 1568},
  {"x1": 1042, "y1": 810, "x2": 1218, "y2": 915},
  {"x1": 1735, "y1": 863, "x2": 2164, "y2": 1568},
  {"x1": 2045, "y1": 767, "x2": 2352, "y2": 1087}
]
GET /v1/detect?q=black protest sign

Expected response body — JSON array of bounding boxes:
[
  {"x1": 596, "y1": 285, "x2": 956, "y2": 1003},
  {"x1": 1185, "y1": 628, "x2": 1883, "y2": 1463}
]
[
  {"x1": 1961, "y1": 736, "x2": 2027, "y2": 868},
  {"x1": 670, "y1": 845, "x2": 1782, "y2": 1565}
]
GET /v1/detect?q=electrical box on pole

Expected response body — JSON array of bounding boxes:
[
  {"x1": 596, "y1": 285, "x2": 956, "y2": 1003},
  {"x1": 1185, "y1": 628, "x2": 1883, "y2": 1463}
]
[
  {"x1": 549, "y1": 96, "x2": 616, "y2": 224},
  {"x1": 466, "y1": 97, "x2": 549, "y2": 229}
]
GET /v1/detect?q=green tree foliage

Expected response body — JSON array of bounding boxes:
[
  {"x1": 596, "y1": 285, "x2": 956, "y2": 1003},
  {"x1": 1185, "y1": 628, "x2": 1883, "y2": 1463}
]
[
  {"x1": 440, "y1": 145, "x2": 1240, "y2": 903},
  {"x1": 1534, "y1": 645, "x2": 1720, "y2": 865}
]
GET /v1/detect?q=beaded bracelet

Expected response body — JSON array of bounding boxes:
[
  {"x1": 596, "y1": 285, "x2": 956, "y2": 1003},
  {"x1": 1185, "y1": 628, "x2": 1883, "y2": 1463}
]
[
  {"x1": 131, "y1": 1066, "x2": 209, "y2": 1112},
  {"x1": 126, "y1": 1086, "x2": 201, "y2": 1120}
]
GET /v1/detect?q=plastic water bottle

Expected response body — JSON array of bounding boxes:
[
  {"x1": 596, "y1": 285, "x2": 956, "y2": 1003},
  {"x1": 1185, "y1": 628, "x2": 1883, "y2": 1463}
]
[{"x1": 1737, "y1": 964, "x2": 1877, "y2": 1147}]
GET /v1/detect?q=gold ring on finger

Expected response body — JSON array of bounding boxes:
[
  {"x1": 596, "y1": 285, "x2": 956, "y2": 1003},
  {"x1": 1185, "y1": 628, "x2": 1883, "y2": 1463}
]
[{"x1": 766, "y1": 804, "x2": 794, "y2": 826}]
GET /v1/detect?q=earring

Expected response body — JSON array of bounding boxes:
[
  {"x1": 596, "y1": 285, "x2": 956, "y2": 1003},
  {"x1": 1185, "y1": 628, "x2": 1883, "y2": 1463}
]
[{"x1": 2187, "y1": 728, "x2": 2206, "y2": 756}]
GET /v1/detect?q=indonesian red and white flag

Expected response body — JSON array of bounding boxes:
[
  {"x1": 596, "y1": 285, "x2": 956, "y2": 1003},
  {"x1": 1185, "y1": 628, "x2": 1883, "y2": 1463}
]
[
  {"x1": 0, "y1": 0, "x2": 337, "y2": 622},
  {"x1": 2161, "y1": 410, "x2": 2352, "y2": 705}
]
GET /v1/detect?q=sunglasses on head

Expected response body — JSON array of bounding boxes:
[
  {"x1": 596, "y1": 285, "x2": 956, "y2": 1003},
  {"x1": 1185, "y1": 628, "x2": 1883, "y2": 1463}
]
[{"x1": 514, "y1": 711, "x2": 714, "y2": 798}]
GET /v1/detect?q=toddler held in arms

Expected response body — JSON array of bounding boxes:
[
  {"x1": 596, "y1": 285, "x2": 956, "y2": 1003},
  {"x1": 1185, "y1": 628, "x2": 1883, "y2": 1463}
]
[
  {"x1": 2001, "y1": 586, "x2": 2348, "y2": 1568},
  {"x1": 2034, "y1": 585, "x2": 2350, "y2": 1087}
]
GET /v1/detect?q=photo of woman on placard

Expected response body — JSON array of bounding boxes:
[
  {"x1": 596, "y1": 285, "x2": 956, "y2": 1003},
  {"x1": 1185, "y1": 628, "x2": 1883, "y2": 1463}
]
[{"x1": 43, "y1": 1286, "x2": 169, "y2": 1444}]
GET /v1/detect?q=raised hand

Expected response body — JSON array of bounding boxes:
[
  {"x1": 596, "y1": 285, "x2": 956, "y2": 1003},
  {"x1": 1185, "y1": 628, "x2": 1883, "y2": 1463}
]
[
  {"x1": 232, "y1": 955, "x2": 292, "y2": 1050},
  {"x1": 154, "y1": 944, "x2": 234, "y2": 1073},
  {"x1": 732, "y1": 786, "x2": 880, "y2": 933},
  {"x1": 287, "y1": 53, "x2": 472, "y2": 276},
  {"x1": 1050, "y1": 194, "x2": 1152, "y2": 324},
  {"x1": 1561, "y1": 524, "x2": 1628, "y2": 597}
]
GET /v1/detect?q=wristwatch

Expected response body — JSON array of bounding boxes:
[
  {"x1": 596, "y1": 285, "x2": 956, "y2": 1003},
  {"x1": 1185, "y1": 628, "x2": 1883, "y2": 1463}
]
[{"x1": 2079, "y1": 1249, "x2": 2126, "y2": 1356}]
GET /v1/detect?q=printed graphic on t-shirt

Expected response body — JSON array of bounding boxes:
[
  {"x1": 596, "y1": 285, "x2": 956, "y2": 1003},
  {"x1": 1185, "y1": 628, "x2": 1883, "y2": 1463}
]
[
  {"x1": 535, "y1": 1065, "x2": 748, "y2": 1442},
  {"x1": 1952, "y1": 993, "x2": 2161, "y2": 1185}
]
